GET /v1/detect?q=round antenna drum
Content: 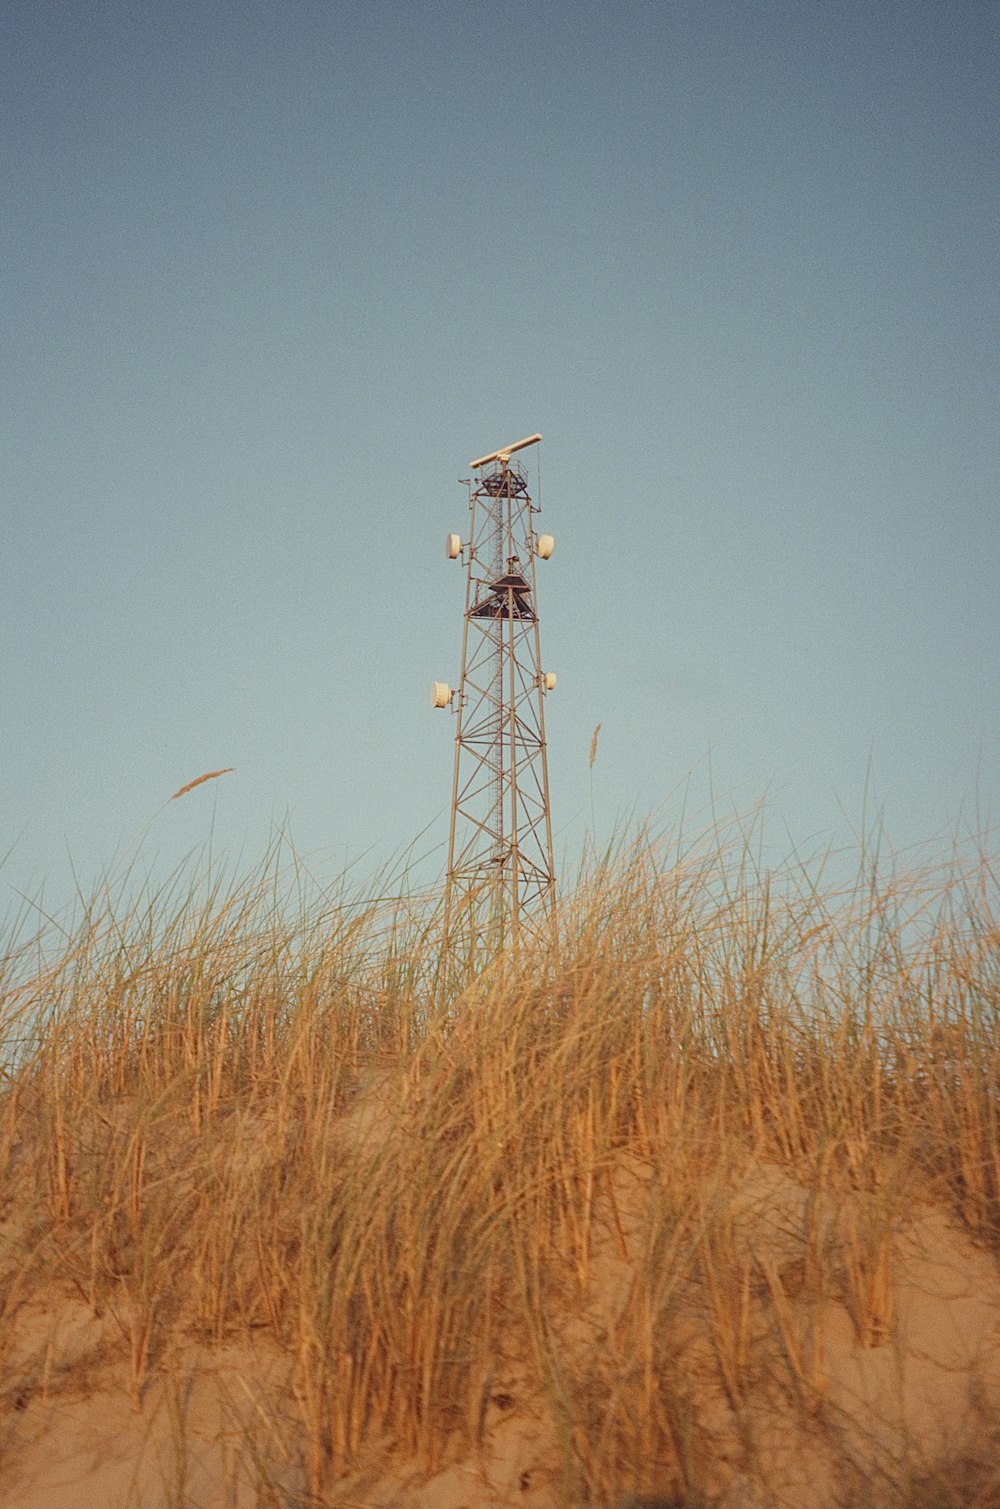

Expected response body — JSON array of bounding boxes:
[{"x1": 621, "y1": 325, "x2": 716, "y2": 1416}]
[{"x1": 430, "y1": 681, "x2": 452, "y2": 709}]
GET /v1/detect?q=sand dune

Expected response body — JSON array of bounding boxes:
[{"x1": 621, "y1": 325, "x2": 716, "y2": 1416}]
[{"x1": 3, "y1": 834, "x2": 998, "y2": 1505}]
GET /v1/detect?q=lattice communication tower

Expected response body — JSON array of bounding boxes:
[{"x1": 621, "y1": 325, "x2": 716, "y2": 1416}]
[{"x1": 432, "y1": 433, "x2": 557, "y2": 950}]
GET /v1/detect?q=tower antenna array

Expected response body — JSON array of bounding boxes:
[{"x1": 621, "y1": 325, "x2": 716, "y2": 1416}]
[{"x1": 432, "y1": 433, "x2": 557, "y2": 951}]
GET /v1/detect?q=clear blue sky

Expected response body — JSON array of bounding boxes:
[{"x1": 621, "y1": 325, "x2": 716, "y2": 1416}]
[{"x1": 3, "y1": 0, "x2": 997, "y2": 919}]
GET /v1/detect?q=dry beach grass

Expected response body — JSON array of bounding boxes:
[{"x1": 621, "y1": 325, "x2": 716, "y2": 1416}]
[{"x1": 0, "y1": 822, "x2": 998, "y2": 1506}]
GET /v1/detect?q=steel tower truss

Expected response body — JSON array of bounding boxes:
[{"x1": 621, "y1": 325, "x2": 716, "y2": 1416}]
[{"x1": 441, "y1": 441, "x2": 556, "y2": 950}]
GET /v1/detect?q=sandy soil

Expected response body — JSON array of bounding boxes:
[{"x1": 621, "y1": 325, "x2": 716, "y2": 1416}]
[{"x1": 3, "y1": 1155, "x2": 1000, "y2": 1508}]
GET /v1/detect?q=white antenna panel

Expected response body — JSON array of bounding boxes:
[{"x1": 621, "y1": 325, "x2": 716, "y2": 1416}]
[{"x1": 469, "y1": 433, "x2": 543, "y2": 470}]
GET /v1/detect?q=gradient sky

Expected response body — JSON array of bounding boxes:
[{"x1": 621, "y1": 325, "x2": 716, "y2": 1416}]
[{"x1": 3, "y1": 0, "x2": 998, "y2": 921}]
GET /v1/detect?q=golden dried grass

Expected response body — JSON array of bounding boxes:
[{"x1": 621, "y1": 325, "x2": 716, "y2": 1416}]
[
  {"x1": 169, "y1": 768, "x2": 235, "y2": 801},
  {"x1": 0, "y1": 820, "x2": 998, "y2": 1506}
]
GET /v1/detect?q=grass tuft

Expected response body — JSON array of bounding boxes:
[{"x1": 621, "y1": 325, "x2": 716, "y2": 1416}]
[{"x1": 1, "y1": 821, "x2": 998, "y2": 1505}]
